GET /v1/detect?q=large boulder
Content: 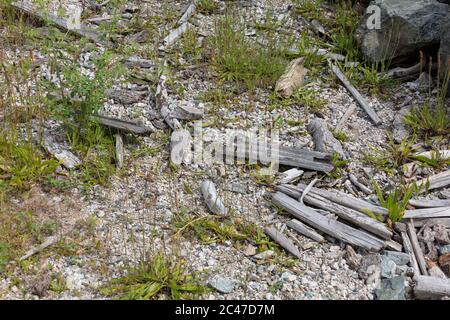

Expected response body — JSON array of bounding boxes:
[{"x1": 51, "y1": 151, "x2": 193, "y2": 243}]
[
  {"x1": 355, "y1": 0, "x2": 450, "y2": 63},
  {"x1": 439, "y1": 21, "x2": 450, "y2": 96}
]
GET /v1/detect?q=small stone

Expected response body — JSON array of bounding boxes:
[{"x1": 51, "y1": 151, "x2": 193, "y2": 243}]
[
  {"x1": 382, "y1": 251, "x2": 410, "y2": 266},
  {"x1": 281, "y1": 272, "x2": 297, "y2": 282},
  {"x1": 374, "y1": 276, "x2": 406, "y2": 300},
  {"x1": 243, "y1": 244, "x2": 257, "y2": 257},
  {"x1": 208, "y1": 275, "x2": 235, "y2": 294},
  {"x1": 438, "y1": 244, "x2": 450, "y2": 255},
  {"x1": 381, "y1": 256, "x2": 397, "y2": 279},
  {"x1": 254, "y1": 250, "x2": 275, "y2": 260}
]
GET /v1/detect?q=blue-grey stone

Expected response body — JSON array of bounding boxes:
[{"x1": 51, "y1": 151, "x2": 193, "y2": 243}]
[
  {"x1": 381, "y1": 256, "x2": 397, "y2": 278},
  {"x1": 438, "y1": 244, "x2": 450, "y2": 255},
  {"x1": 208, "y1": 275, "x2": 235, "y2": 294},
  {"x1": 375, "y1": 276, "x2": 406, "y2": 300},
  {"x1": 382, "y1": 251, "x2": 410, "y2": 266}
]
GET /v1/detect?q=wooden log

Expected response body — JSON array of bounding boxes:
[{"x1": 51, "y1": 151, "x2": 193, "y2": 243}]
[
  {"x1": 11, "y1": 1, "x2": 110, "y2": 46},
  {"x1": 277, "y1": 185, "x2": 392, "y2": 240},
  {"x1": 283, "y1": 183, "x2": 388, "y2": 216},
  {"x1": 409, "y1": 199, "x2": 450, "y2": 208},
  {"x1": 20, "y1": 235, "x2": 58, "y2": 261},
  {"x1": 264, "y1": 226, "x2": 302, "y2": 259},
  {"x1": 286, "y1": 219, "x2": 325, "y2": 243},
  {"x1": 394, "y1": 223, "x2": 421, "y2": 276},
  {"x1": 155, "y1": 74, "x2": 181, "y2": 130},
  {"x1": 414, "y1": 275, "x2": 450, "y2": 300},
  {"x1": 385, "y1": 240, "x2": 403, "y2": 252},
  {"x1": 42, "y1": 133, "x2": 81, "y2": 169},
  {"x1": 403, "y1": 207, "x2": 450, "y2": 219},
  {"x1": 279, "y1": 168, "x2": 304, "y2": 184},
  {"x1": 178, "y1": 2, "x2": 196, "y2": 26},
  {"x1": 407, "y1": 221, "x2": 429, "y2": 276},
  {"x1": 201, "y1": 180, "x2": 226, "y2": 216},
  {"x1": 115, "y1": 133, "x2": 124, "y2": 169},
  {"x1": 335, "y1": 104, "x2": 357, "y2": 131},
  {"x1": 413, "y1": 218, "x2": 450, "y2": 228},
  {"x1": 386, "y1": 62, "x2": 422, "y2": 79},
  {"x1": 159, "y1": 22, "x2": 191, "y2": 51},
  {"x1": 275, "y1": 57, "x2": 308, "y2": 99},
  {"x1": 172, "y1": 104, "x2": 203, "y2": 120},
  {"x1": 272, "y1": 192, "x2": 385, "y2": 251},
  {"x1": 348, "y1": 173, "x2": 372, "y2": 195},
  {"x1": 417, "y1": 170, "x2": 450, "y2": 193},
  {"x1": 307, "y1": 118, "x2": 345, "y2": 158},
  {"x1": 331, "y1": 64, "x2": 381, "y2": 125},
  {"x1": 94, "y1": 115, "x2": 153, "y2": 134}
]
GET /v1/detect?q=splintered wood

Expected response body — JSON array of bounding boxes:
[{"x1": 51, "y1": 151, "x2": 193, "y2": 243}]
[{"x1": 275, "y1": 57, "x2": 308, "y2": 99}]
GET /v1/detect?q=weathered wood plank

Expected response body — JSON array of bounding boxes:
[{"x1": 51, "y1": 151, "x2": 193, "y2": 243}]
[
  {"x1": 348, "y1": 173, "x2": 372, "y2": 195},
  {"x1": 277, "y1": 185, "x2": 392, "y2": 240},
  {"x1": 403, "y1": 207, "x2": 450, "y2": 219},
  {"x1": 42, "y1": 133, "x2": 81, "y2": 169},
  {"x1": 414, "y1": 275, "x2": 450, "y2": 300},
  {"x1": 11, "y1": 1, "x2": 110, "y2": 46},
  {"x1": 407, "y1": 221, "x2": 429, "y2": 276},
  {"x1": 286, "y1": 219, "x2": 325, "y2": 243},
  {"x1": 178, "y1": 2, "x2": 196, "y2": 26},
  {"x1": 331, "y1": 64, "x2": 381, "y2": 125},
  {"x1": 284, "y1": 183, "x2": 388, "y2": 216},
  {"x1": 417, "y1": 170, "x2": 450, "y2": 193},
  {"x1": 394, "y1": 223, "x2": 420, "y2": 276},
  {"x1": 264, "y1": 226, "x2": 302, "y2": 259},
  {"x1": 307, "y1": 118, "x2": 345, "y2": 158},
  {"x1": 413, "y1": 218, "x2": 450, "y2": 228},
  {"x1": 409, "y1": 199, "x2": 450, "y2": 208},
  {"x1": 115, "y1": 133, "x2": 124, "y2": 169},
  {"x1": 272, "y1": 192, "x2": 385, "y2": 251},
  {"x1": 94, "y1": 115, "x2": 153, "y2": 135}
]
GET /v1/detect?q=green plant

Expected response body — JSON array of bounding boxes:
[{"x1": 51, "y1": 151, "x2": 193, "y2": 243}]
[
  {"x1": 372, "y1": 180, "x2": 419, "y2": 223},
  {"x1": 207, "y1": 13, "x2": 286, "y2": 92},
  {"x1": 107, "y1": 251, "x2": 205, "y2": 300},
  {"x1": 333, "y1": 130, "x2": 348, "y2": 142},
  {"x1": 196, "y1": 0, "x2": 220, "y2": 15},
  {"x1": 0, "y1": 242, "x2": 10, "y2": 273},
  {"x1": 364, "y1": 134, "x2": 415, "y2": 176},
  {"x1": 294, "y1": 0, "x2": 325, "y2": 23},
  {"x1": 326, "y1": 152, "x2": 349, "y2": 178},
  {"x1": 411, "y1": 150, "x2": 450, "y2": 170},
  {"x1": 404, "y1": 103, "x2": 449, "y2": 138}
]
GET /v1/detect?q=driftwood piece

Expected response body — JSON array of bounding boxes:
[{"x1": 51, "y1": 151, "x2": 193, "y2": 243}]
[
  {"x1": 403, "y1": 207, "x2": 450, "y2": 219},
  {"x1": 414, "y1": 275, "x2": 450, "y2": 300},
  {"x1": 385, "y1": 240, "x2": 403, "y2": 252},
  {"x1": 275, "y1": 57, "x2": 308, "y2": 99},
  {"x1": 264, "y1": 226, "x2": 302, "y2": 259},
  {"x1": 272, "y1": 192, "x2": 385, "y2": 251},
  {"x1": 386, "y1": 62, "x2": 422, "y2": 79},
  {"x1": 172, "y1": 103, "x2": 204, "y2": 120},
  {"x1": 307, "y1": 118, "x2": 345, "y2": 158},
  {"x1": 94, "y1": 115, "x2": 153, "y2": 134},
  {"x1": 170, "y1": 129, "x2": 191, "y2": 165},
  {"x1": 115, "y1": 133, "x2": 124, "y2": 169},
  {"x1": 201, "y1": 180, "x2": 226, "y2": 215},
  {"x1": 286, "y1": 219, "x2": 325, "y2": 243},
  {"x1": 348, "y1": 173, "x2": 372, "y2": 195},
  {"x1": 331, "y1": 64, "x2": 381, "y2": 125},
  {"x1": 178, "y1": 2, "x2": 196, "y2": 26},
  {"x1": 289, "y1": 183, "x2": 388, "y2": 216},
  {"x1": 413, "y1": 218, "x2": 450, "y2": 228},
  {"x1": 417, "y1": 170, "x2": 450, "y2": 193},
  {"x1": 155, "y1": 74, "x2": 181, "y2": 130},
  {"x1": 160, "y1": 22, "x2": 191, "y2": 51},
  {"x1": 335, "y1": 104, "x2": 357, "y2": 131},
  {"x1": 20, "y1": 235, "x2": 58, "y2": 261},
  {"x1": 124, "y1": 56, "x2": 154, "y2": 69},
  {"x1": 231, "y1": 140, "x2": 335, "y2": 172},
  {"x1": 279, "y1": 168, "x2": 304, "y2": 184},
  {"x1": 42, "y1": 134, "x2": 81, "y2": 169},
  {"x1": 407, "y1": 221, "x2": 429, "y2": 276},
  {"x1": 11, "y1": 1, "x2": 110, "y2": 46},
  {"x1": 409, "y1": 199, "x2": 450, "y2": 208},
  {"x1": 394, "y1": 222, "x2": 420, "y2": 276},
  {"x1": 277, "y1": 184, "x2": 392, "y2": 240}
]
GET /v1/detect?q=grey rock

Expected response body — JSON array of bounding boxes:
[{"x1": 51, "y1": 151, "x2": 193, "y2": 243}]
[
  {"x1": 415, "y1": 72, "x2": 432, "y2": 92},
  {"x1": 208, "y1": 275, "x2": 235, "y2": 294},
  {"x1": 382, "y1": 251, "x2": 410, "y2": 266},
  {"x1": 355, "y1": 0, "x2": 450, "y2": 63},
  {"x1": 381, "y1": 256, "x2": 397, "y2": 278},
  {"x1": 438, "y1": 244, "x2": 450, "y2": 255},
  {"x1": 374, "y1": 275, "x2": 406, "y2": 300},
  {"x1": 439, "y1": 20, "x2": 450, "y2": 97},
  {"x1": 358, "y1": 254, "x2": 382, "y2": 285}
]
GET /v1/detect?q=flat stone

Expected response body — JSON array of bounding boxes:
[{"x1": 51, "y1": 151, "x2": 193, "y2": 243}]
[
  {"x1": 381, "y1": 256, "x2": 397, "y2": 278},
  {"x1": 382, "y1": 251, "x2": 410, "y2": 266},
  {"x1": 208, "y1": 275, "x2": 235, "y2": 294},
  {"x1": 374, "y1": 276, "x2": 406, "y2": 300}
]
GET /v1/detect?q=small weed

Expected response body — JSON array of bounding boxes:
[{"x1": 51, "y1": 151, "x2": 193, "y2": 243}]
[
  {"x1": 270, "y1": 87, "x2": 326, "y2": 113},
  {"x1": 333, "y1": 130, "x2": 348, "y2": 142},
  {"x1": 371, "y1": 180, "x2": 419, "y2": 224},
  {"x1": 404, "y1": 103, "x2": 449, "y2": 138},
  {"x1": 411, "y1": 150, "x2": 450, "y2": 170},
  {"x1": 326, "y1": 152, "x2": 349, "y2": 179},
  {"x1": 196, "y1": 0, "x2": 220, "y2": 15},
  {"x1": 293, "y1": 0, "x2": 326, "y2": 24},
  {"x1": 106, "y1": 251, "x2": 205, "y2": 300}
]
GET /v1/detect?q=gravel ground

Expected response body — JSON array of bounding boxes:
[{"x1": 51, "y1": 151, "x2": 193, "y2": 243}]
[{"x1": 0, "y1": 0, "x2": 448, "y2": 300}]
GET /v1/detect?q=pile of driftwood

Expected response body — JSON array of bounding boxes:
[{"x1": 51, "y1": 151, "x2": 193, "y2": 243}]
[{"x1": 267, "y1": 169, "x2": 450, "y2": 299}]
